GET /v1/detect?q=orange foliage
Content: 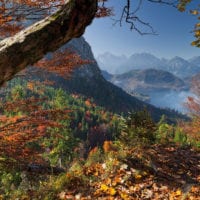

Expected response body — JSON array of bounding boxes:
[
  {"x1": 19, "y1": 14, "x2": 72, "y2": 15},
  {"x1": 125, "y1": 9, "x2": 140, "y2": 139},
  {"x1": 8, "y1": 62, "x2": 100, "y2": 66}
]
[
  {"x1": 0, "y1": 97, "x2": 71, "y2": 168},
  {"x1": 96, "y1": 0, "x2": 113, "y2": 18},
  {"x1": 27, "y1": 81, "x2": 35, "y2": 91},
  {"x1": 0, "y1": 0, "x2": 103, "y2": 81},
  {"x1": 35, "y1": 49, "x2": 91, "y2": 78},
  {"x1": 0, "y1": 0, "x2": 112, "y2": 170},
  {"x1": 103, "y1": 140, "x2": 117, "y2": 153},
  {"x1": 88, "y1": 146, "x2": 99, "y2": 157},
  {"x1": 85, "y1": 99, "x2": 92, "y2": 107},
  {"x1": 183, "y1": 78, "x2": 200, "y2": 143},
  {"x1": 0, "y1": 0, "x2": 65, "y2": 37},
  {"x1": 0, "y1": 0, "x2": 110, "y2": 37}
]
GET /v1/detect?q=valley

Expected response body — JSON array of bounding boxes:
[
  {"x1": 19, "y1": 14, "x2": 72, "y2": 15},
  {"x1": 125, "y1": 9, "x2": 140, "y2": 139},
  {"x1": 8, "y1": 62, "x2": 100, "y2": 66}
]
[{"x1": 98, "y1": 52, "x2": 200, "y2": 113}]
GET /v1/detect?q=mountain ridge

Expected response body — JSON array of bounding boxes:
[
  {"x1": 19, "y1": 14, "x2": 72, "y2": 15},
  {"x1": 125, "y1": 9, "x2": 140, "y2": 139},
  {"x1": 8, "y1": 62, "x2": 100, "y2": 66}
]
[
  {"x1": 96, "y1": 52, "x2": 200, "y2": 78},
  {"x1": 110, "y1": 68, "x2": 188, "y2": 92}
]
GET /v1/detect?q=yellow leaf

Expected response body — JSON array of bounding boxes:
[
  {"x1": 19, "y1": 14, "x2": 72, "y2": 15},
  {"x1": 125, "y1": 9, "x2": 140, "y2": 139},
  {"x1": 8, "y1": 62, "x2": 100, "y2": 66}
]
[
  {"x1": 196, "y1": 23, "x2": 200, "y2": 28},
  {"x1": 94, "y1": 171, "x2": 99, "y2": 176},
  {"x1": 105, "y1": 178, "x2": 112, "y2": 185},
  {"x1": 108, "y1": 187, "x2": 117, "y2": 196},
  {"x1": 175, "y1": 189, "x2": 182, "y2": 196},
  {"x1": 119, "y1": 192, "x2": 129, "y2": 200},
  {"x1": 191, "y1": 40, "x2": 199, "y2": 46},
  {"x1": 135, "y1": 174, "x2": 142, "y2": 179},
  {"x1": 100, "y1": 184, "x2": 109, "y2": 192},
  {"x1": 112, "y1": 176, "x2": 121, "y2": 186},
  {"x1": 190, "y1": 10, "x2": 199, "y2": 15},
  {"x1": 142, "y1": 171, "x2": 148, "y2": 176},
  {"x1": 195, "y1": 30, "x2": 200, "y2": 37}
]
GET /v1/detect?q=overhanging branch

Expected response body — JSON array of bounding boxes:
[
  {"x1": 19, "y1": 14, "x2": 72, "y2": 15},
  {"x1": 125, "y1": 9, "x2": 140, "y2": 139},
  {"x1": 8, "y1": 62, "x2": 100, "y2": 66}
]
[{"x1": 0, "y1": 0, "x2": 97, "y2": 86}]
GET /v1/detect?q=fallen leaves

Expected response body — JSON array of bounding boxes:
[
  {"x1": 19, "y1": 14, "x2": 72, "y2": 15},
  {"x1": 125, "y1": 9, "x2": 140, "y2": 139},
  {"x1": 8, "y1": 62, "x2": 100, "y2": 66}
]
[{"x1": 57, "y1": 144, "x2": 200, "y2": 199}]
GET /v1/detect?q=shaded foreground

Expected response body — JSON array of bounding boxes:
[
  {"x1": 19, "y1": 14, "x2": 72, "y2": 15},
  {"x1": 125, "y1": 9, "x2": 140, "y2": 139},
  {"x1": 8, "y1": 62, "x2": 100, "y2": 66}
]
[
  {"x1": 56, "y1": 144, "x2": 200, "y2": 200},
  {"x1": 5, "y1": 143, "x2": 198, "y2": 200}
]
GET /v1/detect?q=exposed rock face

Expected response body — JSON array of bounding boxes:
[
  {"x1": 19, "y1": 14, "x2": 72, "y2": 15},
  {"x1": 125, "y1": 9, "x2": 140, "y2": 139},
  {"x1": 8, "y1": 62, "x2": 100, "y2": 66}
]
[
  {"x1": 65, "y1": 37, "x2": 102, "y2": 79},
  {"x1": 0, "y1": 0, "x2": 97, "y2": 86}
]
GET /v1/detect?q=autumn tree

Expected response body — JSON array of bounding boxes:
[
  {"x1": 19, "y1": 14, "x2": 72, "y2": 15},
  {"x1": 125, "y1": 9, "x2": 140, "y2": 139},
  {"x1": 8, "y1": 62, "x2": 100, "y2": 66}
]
[
  {"x1": 178, "y1": 0, "x2": 200, "y2": 47},
  {"x1": 0, "y1": 79, "x2": 84, "y2": 170},
  {"x1": 183, "y1": 77, "x2": 200, "y2": 145}
]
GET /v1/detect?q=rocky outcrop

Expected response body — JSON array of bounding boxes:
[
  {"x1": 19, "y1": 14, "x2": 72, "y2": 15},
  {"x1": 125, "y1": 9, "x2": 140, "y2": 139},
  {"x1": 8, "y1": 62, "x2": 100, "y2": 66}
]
[{"x1": 65, "y1": 37, "x2": 102, "y2": 79}]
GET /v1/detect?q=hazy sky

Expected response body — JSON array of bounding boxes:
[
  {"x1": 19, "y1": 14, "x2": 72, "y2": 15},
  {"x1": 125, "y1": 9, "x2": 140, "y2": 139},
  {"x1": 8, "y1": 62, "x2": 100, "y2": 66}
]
[{"x1": 84, "y1": 0, "x2": 200, "y2": 59}]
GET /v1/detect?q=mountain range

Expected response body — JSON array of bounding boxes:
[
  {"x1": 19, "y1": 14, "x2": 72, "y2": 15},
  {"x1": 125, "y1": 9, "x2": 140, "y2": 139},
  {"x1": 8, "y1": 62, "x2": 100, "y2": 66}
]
[{"x1": 96, "y1": 52, "x2": 200, "y2": 78}]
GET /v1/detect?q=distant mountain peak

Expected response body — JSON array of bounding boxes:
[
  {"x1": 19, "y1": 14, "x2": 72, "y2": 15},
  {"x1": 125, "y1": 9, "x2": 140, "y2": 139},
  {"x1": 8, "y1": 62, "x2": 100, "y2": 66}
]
[
  {"x1": 97, "y1": 51, "x2": 200, "y2": 78},
  {"x1": 130, "y1": 52, "x2": 157, "y2": 58}
]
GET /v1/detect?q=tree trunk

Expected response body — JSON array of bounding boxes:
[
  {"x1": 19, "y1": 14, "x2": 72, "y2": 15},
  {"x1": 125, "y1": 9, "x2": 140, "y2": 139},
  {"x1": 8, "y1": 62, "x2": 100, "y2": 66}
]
[{"x1": 0, "y1": 0, "x2": 97, "y2": 86}]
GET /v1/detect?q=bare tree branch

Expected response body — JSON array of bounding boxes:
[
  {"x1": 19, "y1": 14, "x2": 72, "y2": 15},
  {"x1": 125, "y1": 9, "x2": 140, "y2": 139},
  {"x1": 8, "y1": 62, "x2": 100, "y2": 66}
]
[{"x1": 112, "y1": 0, "x2": 178, "y2": 35}]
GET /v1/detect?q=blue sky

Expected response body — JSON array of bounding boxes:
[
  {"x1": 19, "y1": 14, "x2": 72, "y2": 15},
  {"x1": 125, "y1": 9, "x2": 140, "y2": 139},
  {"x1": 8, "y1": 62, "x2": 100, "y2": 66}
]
[{"x1": 84, "y1": 0, "x2": 200, "y2": 59}]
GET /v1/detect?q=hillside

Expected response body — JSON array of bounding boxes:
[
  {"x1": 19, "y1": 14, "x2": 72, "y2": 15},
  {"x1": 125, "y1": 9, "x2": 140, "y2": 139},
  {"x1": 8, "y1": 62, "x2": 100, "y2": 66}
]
[
  {"x1": 101, "y1": 70, "x2": 113, "y2": 81},
  {"x1": 108, "y1": 69, "x2": 189, "y2": 94},
  {"x1": 24, "y1": 37, "x2": 186, "y2": 122},
  {"x1": 109, "y1": 68, "x2": 188, "y2": 94},
  {"x1": 0, "y1": 80, "x2": 199, "y2": 199}
]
